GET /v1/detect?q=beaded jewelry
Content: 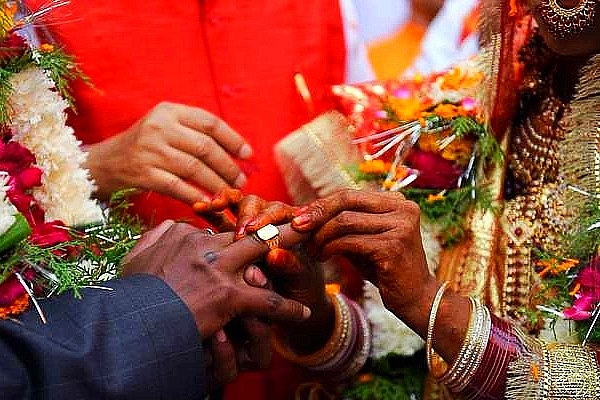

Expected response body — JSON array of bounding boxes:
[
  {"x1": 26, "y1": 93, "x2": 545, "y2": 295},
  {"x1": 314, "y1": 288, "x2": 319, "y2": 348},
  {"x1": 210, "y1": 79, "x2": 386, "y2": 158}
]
[{"x1": 537, "y1": 0, "x2": 597, "y2": 39}]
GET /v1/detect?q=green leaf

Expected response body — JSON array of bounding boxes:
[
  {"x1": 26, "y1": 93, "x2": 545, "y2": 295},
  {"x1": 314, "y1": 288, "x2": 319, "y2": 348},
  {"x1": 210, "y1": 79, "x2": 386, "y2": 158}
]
[{"x1": 0, "y1": 213, "x2": 30, "y2": 254}]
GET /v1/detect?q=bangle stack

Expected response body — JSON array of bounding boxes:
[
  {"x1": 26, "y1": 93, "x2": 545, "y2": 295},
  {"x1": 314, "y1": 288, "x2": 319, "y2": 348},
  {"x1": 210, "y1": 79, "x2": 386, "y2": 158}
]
[
  {"x1": 273, "y1": 291, "x2": 371, "y2": 381},
  {"x1": 438, "y1": 297, "x2": 491, "y2": 392},
  {"x1": 425, "y1": 282, "x2": 492, "y2": 394}
]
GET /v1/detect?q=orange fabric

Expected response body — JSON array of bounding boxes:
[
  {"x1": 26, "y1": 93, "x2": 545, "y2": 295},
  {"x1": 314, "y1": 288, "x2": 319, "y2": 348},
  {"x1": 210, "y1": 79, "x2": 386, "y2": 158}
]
[
  {"x1": 367, "y1": 21, "x2": 427, "y2": 80},
  {"x1": 25, "y1": 1, "x2": 346, "y2": 399}
]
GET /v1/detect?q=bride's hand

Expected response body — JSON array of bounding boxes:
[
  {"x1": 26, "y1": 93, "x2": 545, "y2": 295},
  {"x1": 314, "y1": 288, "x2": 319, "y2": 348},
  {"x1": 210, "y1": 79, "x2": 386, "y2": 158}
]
[{"x1": 290, "y1": 189, "x2": 436, "y2": 318}]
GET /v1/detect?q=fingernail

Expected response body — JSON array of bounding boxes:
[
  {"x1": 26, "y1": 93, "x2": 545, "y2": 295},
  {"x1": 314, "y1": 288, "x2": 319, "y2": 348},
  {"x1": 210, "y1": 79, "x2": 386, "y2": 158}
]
[
  {"x1": 302, "y1": 306, "x2": 312, "y2": 320},
  {"x1": 292, "y1": 214, "x2": 310, "y2": 227},
  {"x1": 235, "y1": 225, "x2": 246, "y2": 239},
  {"x1": 251, "y1": 267, "x2": 268, "y2": 287},
  {"x1": 216, "y1": 330, "x2": 228, "y2": 343},
  {"x1": 238, "y1": 144, "x2": 253, "y2": 159},
  {"x1": 245, "y1": 218, "x2": 258, "y2": 230},
  {"x1": 234, "y1": 173, "x2": 247, "y2": 188}
]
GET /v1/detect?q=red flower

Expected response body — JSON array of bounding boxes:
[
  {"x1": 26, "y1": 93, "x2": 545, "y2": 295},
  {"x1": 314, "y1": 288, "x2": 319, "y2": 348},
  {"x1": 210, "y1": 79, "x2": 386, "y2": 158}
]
[
  {"x1": 0, "y1": 141, "x2": 36, "y2": 175},
  {"x1": 405, "y1": 149, "x2": 464, "y2": 189},
  {"x1": 0, "y1": 269, "x2": 35, "y2": 307},
  {"x1": 29, "y1": 220, "x2": 70, "y2": 247},
  {"x1": 6, "y1": 186, "x2": 35, "y2": 212},
  {"x1": 563, "y1": 257, "x2": 600, "y2": 321},
  {"x1": 14, "y1": 166, "x2": 42, "y2": 190},
  {"x1": 0, "y1": 32, "x2": 28, "y2": 64}
]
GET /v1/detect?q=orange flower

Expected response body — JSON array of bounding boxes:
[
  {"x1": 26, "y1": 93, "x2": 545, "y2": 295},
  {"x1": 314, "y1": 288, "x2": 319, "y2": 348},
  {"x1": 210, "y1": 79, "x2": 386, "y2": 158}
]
[
  {"x1": 387, "y1": 96, "x2": 423, "y2": 121},
  {"x1": 0, "y1": 293, "x2": 29, "y2": 319},
  {"x1": 536, "y1": 258, "x2": 579, "y2": 278},
  {"x1": 39, "y1": 43, "x2": 55, "y2": 53},
  {"x1": 432, "y1": 103, "x2": 474, "y2": 119},
  {"x1": 569, "y1": 282, "x2": 581, "y2": 297},
  {"x1": 440, "y1": 138, "x2": 474, "y2": 164},
  {"x1": 440, "y1": 66, "x2": 484, "y2": 91},
  {"x1": 359, "y1": 159, "x2": 389, "y2": 175},
  {"x1": 426, "y1": 191, "x2": 446, "y2": 203},
  {"x1": 417, "y1": 132, "x2": 441, "y2": 153},
  {"x1": 433, "y1": 103, "x2": 460, "y2": 120},
  {"x1": 417, "y1": 132, "x2": 474, "y2": 164}
]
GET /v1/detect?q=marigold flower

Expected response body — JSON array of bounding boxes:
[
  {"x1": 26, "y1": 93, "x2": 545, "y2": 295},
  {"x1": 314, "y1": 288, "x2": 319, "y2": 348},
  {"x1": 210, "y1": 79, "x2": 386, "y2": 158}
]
[
  {"x1": 426, "y1": 192, "x2": 446, "y2": 203},
  {"x1": 0, "y1": 293, "x2": 29, "y2": 319},
  {"x1": 440, "y1": 66, "x2": 484, "y2": 91},
  {"x1": 359, "y1": 159, "x2": 389, "y2": 175},
  {"x1": 440, "y1": 139, "x2": 475, "y2": 164},
  {"x1": 536, "y1": 258, "x2": 579, "y2": 278},
  {"x1": 387, "y1": 96, "x2": 423, "y2": 121},
  {"x1": 39, "y1": 43, "x2": 55, "y2": 53},
  {"x1": 433, "y1": 103, "x2": 460, "y2": 119}
]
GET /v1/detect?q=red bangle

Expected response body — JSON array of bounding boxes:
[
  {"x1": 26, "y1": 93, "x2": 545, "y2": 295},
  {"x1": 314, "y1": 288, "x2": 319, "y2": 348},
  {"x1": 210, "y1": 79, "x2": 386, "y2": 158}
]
[{"x1": 461, "y1": 315, "x2": 525, "y2": 399}]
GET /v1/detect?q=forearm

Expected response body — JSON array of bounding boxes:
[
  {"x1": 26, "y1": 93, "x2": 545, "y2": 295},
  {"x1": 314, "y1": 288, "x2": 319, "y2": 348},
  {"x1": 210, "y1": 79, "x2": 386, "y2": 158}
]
[{"x1": 0, "y1": 275, "x2": 206, "y2": 400}]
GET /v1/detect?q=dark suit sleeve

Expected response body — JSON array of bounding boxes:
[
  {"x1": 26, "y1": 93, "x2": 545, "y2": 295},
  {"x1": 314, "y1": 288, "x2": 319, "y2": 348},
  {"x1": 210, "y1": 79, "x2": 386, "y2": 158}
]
[{"x1": 0, "y1": 274, "x2": 206, "y2": 400}]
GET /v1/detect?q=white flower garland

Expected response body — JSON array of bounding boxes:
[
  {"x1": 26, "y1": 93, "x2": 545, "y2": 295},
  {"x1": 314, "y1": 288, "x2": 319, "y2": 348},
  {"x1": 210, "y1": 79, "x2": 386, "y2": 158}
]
[
  {"x1": 8, "y1": 66, "x2": 103, "y2": 226},
  {"x1": 0, "y1": 175, "x2": 17, "y2": 235},
  {"x1": 363, "y1": 280, "x2": 425, "y2": 359}
]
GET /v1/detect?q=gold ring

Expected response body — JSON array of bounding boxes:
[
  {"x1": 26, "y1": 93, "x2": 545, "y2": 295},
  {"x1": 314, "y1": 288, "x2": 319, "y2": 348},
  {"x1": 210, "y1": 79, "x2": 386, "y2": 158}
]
[{"x1": 254, "y1": 224, "x2": 281, "y2": 250}]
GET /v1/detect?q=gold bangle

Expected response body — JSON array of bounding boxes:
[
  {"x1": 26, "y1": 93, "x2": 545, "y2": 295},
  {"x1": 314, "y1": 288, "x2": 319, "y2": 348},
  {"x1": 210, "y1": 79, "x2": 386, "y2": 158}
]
[
  {"x1": 440, "y1": 297, "x2": 491, "y2": 392},
  {"x1": 272, "y1": 291, "x2": 350, "y2": 368},
  {"x1": 426, "y1": 281, "x2": 450, "y2": 374}
]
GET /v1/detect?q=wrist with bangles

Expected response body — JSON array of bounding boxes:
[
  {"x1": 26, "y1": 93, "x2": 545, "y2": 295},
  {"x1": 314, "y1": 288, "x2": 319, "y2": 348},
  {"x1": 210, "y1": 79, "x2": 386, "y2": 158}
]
[
  {"x1": 426, "y1": 281, "x2": 492, "y2": 392},
  {"x1": 273, "y1": 287, "x2": 371, "y2": 380}
]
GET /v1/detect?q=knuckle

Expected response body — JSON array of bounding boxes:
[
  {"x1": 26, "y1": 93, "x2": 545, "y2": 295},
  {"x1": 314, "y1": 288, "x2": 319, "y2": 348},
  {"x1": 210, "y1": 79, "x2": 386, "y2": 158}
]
[
  {"x1": 207, "y1": 117, "x2": 225, "y2": 136},
  {"x1": 403, "y1": 200, "x2": 421, "y2": 223},
  {"x1": 266, "y1": 293, "x2": 284, "y2": 312},
  {"x1": 220, "y1": 162, "x2": 241, "y2": 182},
  {"x1": 162, "y1": 174, "x2": 184, "y2": 192},
  {"x1": 336, "y1": 211, "x2": 354, "y2": 230},
  {"x1": 337, "y1": 188, "x2": 357, "y2": 205},
  {"x1": 180, "y1": 157, "x2": 203, "y2": 179},
  {"x1": 194, "y1": 135, "x2": 216, "y2": 158},
  {"x1": 154, "y1": 101, "x2": 176, "y2": 113}
]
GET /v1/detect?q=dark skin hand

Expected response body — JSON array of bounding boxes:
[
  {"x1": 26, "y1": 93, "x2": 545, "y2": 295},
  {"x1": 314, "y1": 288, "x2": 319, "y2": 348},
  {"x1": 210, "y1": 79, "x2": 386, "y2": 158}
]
[
  {"x1": 199, "y1": 188, "x2": 472, "y2": 365},
  {"x1": 124, "y1": 220, "x2": 272, "y2": 389},
  {"x1": 290, "y1": 189, "x2": 471, "y2": 365},
  {"x1": 120, "y1": 219, "x2": 310, "y2": 388},
  {"x1": 195, "y1": 190, "x2": 335, "y2": 354}
]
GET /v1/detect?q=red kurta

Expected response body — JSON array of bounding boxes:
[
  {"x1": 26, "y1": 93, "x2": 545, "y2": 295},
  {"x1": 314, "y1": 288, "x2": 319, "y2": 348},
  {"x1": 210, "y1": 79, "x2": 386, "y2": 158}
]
[
  {"x1": 27, "y1": 0, "x2": 346, "y2": 228},
  {"x1": 25, "y1": 0, "x2": 346, "y2": 398}
]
